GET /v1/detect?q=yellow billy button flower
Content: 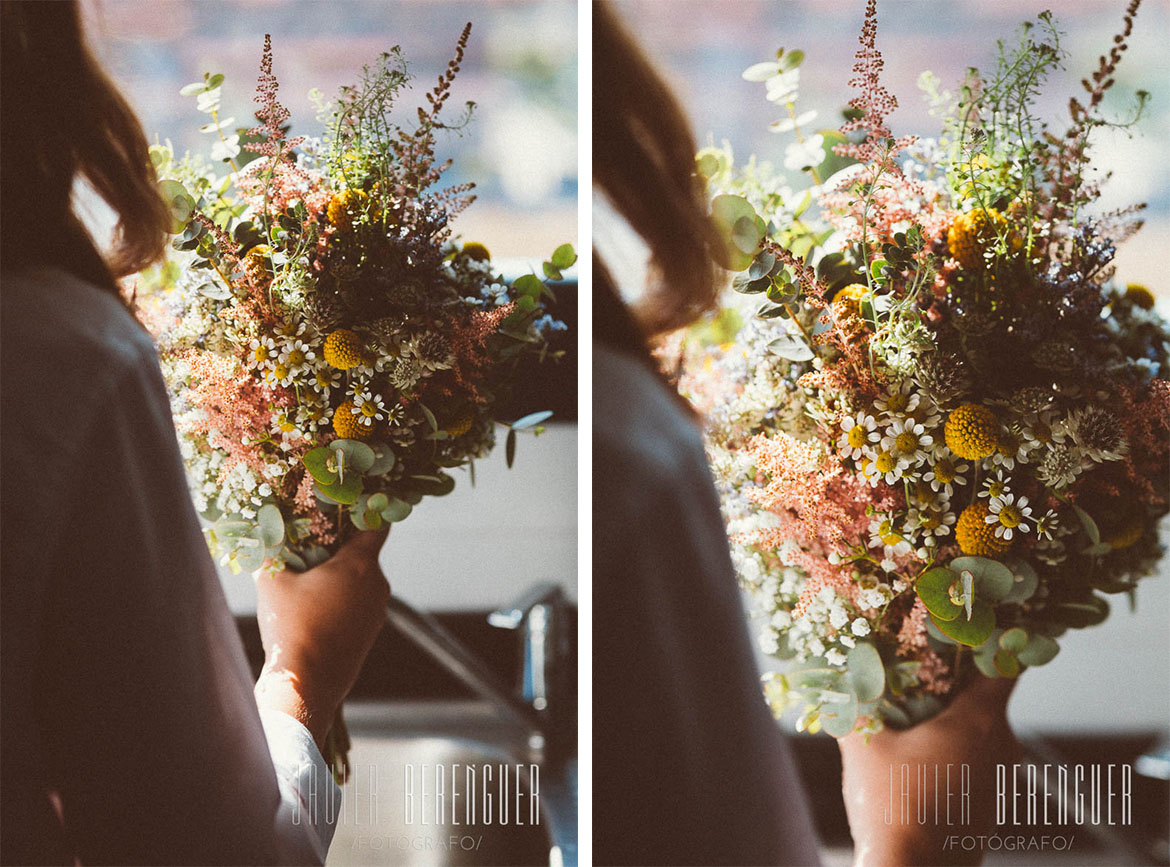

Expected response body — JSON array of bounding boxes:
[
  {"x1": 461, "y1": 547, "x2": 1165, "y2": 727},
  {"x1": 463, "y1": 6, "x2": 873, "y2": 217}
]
[
  {"x1": 445, "y1": 411, "x2": 474, "y2": 438},
  {"x1": 461, "y1": 242, "x2": 491, "y2": 262},
  {"x1": 955, "y1": 502, "x2": 1011, "y2": 557},
  {"x1": 1125, "y1": 284, "x2": 1156, "y2": 310},
  {"x1": 946, "y1": 207, "x2": 1008, "y2": 271},
  {"x1": 326, "y1": 189, "x2": 369, "y2": 233},
  {"x1": 332, "y1": 400, "x2": 372, "y2": 440},
  {"x1": 945, "y1": 403, "x2": 998, "y2": 460},
  {"x1": 831, "y1": 283, "x2": 868, "y2": 320},
  {"x1": 323, "y1": 328, "x2": 365, "y2": 370},
  {"x1": 243, "y1": 245, "x2": 273, "y2": 288}
]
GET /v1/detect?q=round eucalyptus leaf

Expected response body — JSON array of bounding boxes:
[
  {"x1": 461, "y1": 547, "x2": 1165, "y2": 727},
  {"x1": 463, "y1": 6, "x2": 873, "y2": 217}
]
[
  {"x1": 928, "y1": 602, "x2": 995, "y2": 647},
  {"x1": 281, "y1": 551, "x2": 307, "y2": 573},
  {"x1": 847, "y1": 642, "x2": 885, "y2": 702},
  {"x1": 366, "y1": 442, "x2": 396, "y2": 476},
  {"x1": 1000, "y1": 559, "x2": 1039, "y2": 604},
  {"x1": 949, "y1": 556, "x2": 1014, "y2": 602},
  {"x1": 998, "y1": 627, "x2": 1028, "y2": 654},
  {"x1": 367, "y1": 493, "x2": 389, "y2": 513},
  {"x1": 331, "y1": 439, "x2": 376, "y2": 474},
  {"x1": 819, "y1": 699, "x2": 859, "y2": 737},
  {"x1": 1017, "y1": 634, "x2": 1060, "y2": 667},
  {"x1": 916, "y1": 567, "x2": 962, "y2": 621},
  {"x1": 256, "y1": 504, "x2": 285, "y2": 549},
  {"x1": 993, "y1": 649, "x2": 1020, "y2": 678},
  {"x1": 381, "y1": 497, "x2": 413, "y2": 523},
  {"x1": 303, "y1": 447, "x2": 338, "y2": 484},
  {"x1": 973, "y1": 651, "x2": 1000, "y2": 679}
]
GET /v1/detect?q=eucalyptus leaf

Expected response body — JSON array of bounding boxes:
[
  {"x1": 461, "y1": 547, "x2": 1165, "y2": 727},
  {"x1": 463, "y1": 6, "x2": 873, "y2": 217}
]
[
  {"x1": 767, "y1": 332, "x2": 814, "y2": 362},
  {"x1": 314, "y1": 475, "x2": 362, "y2": 505},
  {"x1": 332, "y1": 439, "x2": 376, "y2": 474},
  {"x1": 993, "y1": 650, "x2": 1020, "y2": 678},
  {"x1": 505, "y1": 428, "x2": 517, "y2": 469},
  {"x1": 1000, "y1": 559, "x2": 1040, "y2": 604},
  {"x1": 381, "y1": 498, "x2": 413, "y2": 522},
  {"x1": 998, "y1": 627, "x2": 1028, "y2": 654},
  {"x1": 1072, "y1": 504, "x2": 1101, "y2": 545},
  {"x1": 367, "y1": 493, "x2": 389, "y2": 513},
  {"x1": 1017, "y1": 634, "x2": 1060, "y2": 667},
  {"x1": 950, "y1": 556, "x2": 1014, "y2": 602},
  {"x1": 366, "y1": 442, "x2": 396, "y2": 476},
  {"x1": 847, "y1": 642, "x2": 885, "y2": 702},
  {"x1": 256, "y1": 504, "x2": 285, "y2": 549},
  {"x1": 550, "y1": 243, "x2": 577, "y2": 270},
  {"x1": 916, "y1": 567, "x2": 962, "y2": 621},
  {"x1": 303, "y1": 447, "x2": 338, "y2": 485},
  {"x1": 511, "y1": 410, "x2": 554, "y2": 430},
  {"x1": 928, "y1": 603, "x2": 995, "y2": 647}
]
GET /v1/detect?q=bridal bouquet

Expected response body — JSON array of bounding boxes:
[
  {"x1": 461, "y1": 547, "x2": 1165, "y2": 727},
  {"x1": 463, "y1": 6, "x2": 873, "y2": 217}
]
[
  {"x1": 135, "y1": 27, "x2": 572, "y2": 576},
  {"x1": 680, "y1": 0, "x2": 1168, "y2": 735}
]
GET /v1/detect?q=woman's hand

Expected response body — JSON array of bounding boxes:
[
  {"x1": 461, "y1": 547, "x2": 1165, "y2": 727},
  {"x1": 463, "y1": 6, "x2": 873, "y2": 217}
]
[
  {"x1": 839, "y1": 675, "x2": 1022, "y2": 867},
  {"x1": 253, "y1": 529, "x2": 391, "y2": 751}
]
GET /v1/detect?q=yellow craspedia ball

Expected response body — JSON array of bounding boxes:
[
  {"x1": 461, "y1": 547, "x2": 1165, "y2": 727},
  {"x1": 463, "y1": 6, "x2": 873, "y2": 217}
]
[
  {"x1": 461, "y1": 242, "x2": 491, "y2": 262},
  {"x1": 323, "y1": 328, "x2": 365, "y2": 370},
  {"x1": 243, "y1": 245, "x2": 273, "y2": 288},
  {"x1": 947, "y1": 208, "x2": 1008, "y2": 271},
  {"x1": 832, "y1": 283, "x2": 868, "y2": 319},
  {"x1": 445, "y1": 411, "x2": 474, "y2": 438},
  {"x1": 1125, "y1": 284, "x2": 1156, "y2": 311},
  {"x1": 955, "y1": 502, "x2": 1011, "y2": 557},
  {"x1": 326, "y1": 189, "x2": 368, "y2": 233},
  {"x1": 945, "y1": 403, "x2": 999, "y2": 460},
  {"x1": 332, "y1": 400, "x2": 372, "y2": 440}
]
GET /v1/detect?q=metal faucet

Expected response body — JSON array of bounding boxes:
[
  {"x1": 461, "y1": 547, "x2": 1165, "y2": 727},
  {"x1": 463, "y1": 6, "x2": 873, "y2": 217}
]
[{"x1": 383, "y1": 583, "x2": 568, "y2": 756}]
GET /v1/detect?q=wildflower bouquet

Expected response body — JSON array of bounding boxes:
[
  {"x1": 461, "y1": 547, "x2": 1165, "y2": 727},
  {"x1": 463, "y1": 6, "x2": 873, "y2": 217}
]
[
  {"x1": 682, "y1": 0, "x2": 1169, "y2": 735},
  {"x1": 137, "y1": 27, "x2": 572, "y2": 578}
]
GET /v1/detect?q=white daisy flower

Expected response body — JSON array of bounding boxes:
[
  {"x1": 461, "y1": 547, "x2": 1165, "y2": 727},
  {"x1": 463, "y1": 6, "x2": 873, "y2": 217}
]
[
  {"x1": 873, "y1": 380, "x2": 921, "y2": 418},
  {"x1": 1034, "y1": 509, "x2": 1060, "y2": 540},
  {"x1": 863, "y1": 447, "x2": 911, "y2": 486},
  {"x1": 985, "y1": 493, "x2": 1033, "y2": 541},
  {"x1": 311, "y1": 365, "x2": 341, "y2": 395},
  {"x1": 280, "y1": 339, "x2": 316, "y2": 372},
  {"x1": 978, "y1": 469, "x2": 1012, "y2": 501},
  {"x1": 264, "y1": 360, "x2": 298, "y2": 388},
  {"x1": 351, "y1": 390, "x2": 387, "y2": 427},
  {"x1": 296, "y1": 401, "x2": 333, "y2": 430},
  {"x1": 907, "y1": 506, "x2": 956, "y2": 539},
  {"x1": 868, "y1": 515, "x2": 913, "y2": 559},
  {"x1": 837, "y1": 412, "x2": 880, "y2": 460},
  {"x1": 248, "y1": 336, "x2": 277, "y2": 369},
  {"x1": 881, "y1": 417, "x2": 934, "y2": 464},
  {"x1": 924, "y1": 455, "x2": 969, "y2": 497},
  {"x1": 271, "y1": 409, "x2": 303, "y2": 439},
  {"x1": 984, "y1": 426, "x2": 1030, "y2": 471}
]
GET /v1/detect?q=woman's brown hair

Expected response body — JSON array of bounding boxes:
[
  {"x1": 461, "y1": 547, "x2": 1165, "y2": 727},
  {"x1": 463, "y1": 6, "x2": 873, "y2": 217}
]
[
  {"x1": 593, "y1": 0, "x2": 720, "y2": 341},
  {"x1": 1, "y1": 0, "x2": 171, "y2": 293}
]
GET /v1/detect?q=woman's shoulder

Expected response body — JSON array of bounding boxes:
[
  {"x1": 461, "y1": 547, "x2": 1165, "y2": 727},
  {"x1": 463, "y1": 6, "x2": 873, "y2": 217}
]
[
  {"x1": 1, "y1": 267, "x2": 158, "y2": 383},
  {"x1": 594, "y1": 341, "x2": 710, "y2": 490}
]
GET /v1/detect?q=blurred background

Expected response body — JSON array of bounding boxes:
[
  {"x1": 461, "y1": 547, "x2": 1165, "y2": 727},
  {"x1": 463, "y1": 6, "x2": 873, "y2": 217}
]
[{"x1": 604, "y1": 2, "x2": 1169, "y2": 864}]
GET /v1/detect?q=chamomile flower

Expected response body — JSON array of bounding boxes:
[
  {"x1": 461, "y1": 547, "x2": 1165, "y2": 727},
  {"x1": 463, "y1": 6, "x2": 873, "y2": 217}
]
[
  {"x1": 985, "y1": 426, "x2": 1030, "y2": 471},
  {"x1": 1021, "y1": 409, "x2": 1063, "y2": 450},
  {"x1": 271, "y1": 410, "x2": 303, "y2": 438},
  {"x1": 1034, "y1": 509, "x2": 1060, "y2": 540},
  {"x1": 924, "y1": 454, "x2": 969, "y2": 497},
  {"x1": 874, "y1": 380, "x2": 921, "y2": 418},
  {"x1": 280, "y1": 339, "x2": 316, "y2": 373},
  {"x1": 978, "y1": 469, "x2": 1012, "y2": 501},
  {"x1": 351, "y1": 390, "x2": 387, "y2": 427},
  {"x1": 837, "y1": 412, "x2": 880, "y2": 460},
  {"x1": 868, "y1": 515, "x2": 913, "y2": 559},
  {"x1": 311, "y1": 365, "x2": 341, "y2": 395},
  {"x1": 274, "y1": 318, "x2": 307, "y2": 340},
  {"x1": 907, "y1": 506, "x2": 956, "y2": 540},
  {"x1": 985, "y1": 493, "x2": 1033, "y2": 540},
  {"x1": 297, "y1": 401, "x2": 333, "y2": 430},
  {"x1": 264, "y1": 360, "x2": 296, "y2": 388},
  {"x1": 863, "y1": 447, "x2": 910, "y2": 486},
  {"x1": 881, "y1": 417, "x2": 934, "y2": 464},
  {"x1": 248, "y1": 336, "x2": 278, "y2": 368}
]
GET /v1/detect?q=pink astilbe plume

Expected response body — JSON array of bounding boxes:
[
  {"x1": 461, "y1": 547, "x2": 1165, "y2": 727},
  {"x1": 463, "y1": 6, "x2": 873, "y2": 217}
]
[
  {"x1": 246, "y1": 35, "x2": 304, "y2": 157},
  {"x1": 834, "y1": 0, "x2": 916, "y2": 167}
]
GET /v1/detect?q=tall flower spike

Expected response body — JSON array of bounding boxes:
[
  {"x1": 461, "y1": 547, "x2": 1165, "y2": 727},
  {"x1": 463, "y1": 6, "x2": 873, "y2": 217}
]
[{"x1": 246, "y1": 34, "x2": 304, "y2": 157}]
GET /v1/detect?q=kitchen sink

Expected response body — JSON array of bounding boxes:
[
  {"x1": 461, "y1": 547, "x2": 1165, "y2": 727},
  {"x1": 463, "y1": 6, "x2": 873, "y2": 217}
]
[{"x1": 325, "y1": 701, "x2": 575, "y2": 867}]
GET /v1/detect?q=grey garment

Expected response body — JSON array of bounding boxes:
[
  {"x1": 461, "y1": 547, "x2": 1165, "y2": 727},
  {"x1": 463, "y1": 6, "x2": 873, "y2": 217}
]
[
  {"x1": 593, "y1": 342, "x2": 820, "y2": 867},
  {"x1": 0, "y1": 269, "x2": 298, "y2": 864}
]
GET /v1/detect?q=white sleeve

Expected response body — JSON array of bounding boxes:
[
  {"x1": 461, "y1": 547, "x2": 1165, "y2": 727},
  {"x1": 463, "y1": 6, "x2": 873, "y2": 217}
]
[{"x1": 259, "y1": 710, "x2": 344, "y2": 865}]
